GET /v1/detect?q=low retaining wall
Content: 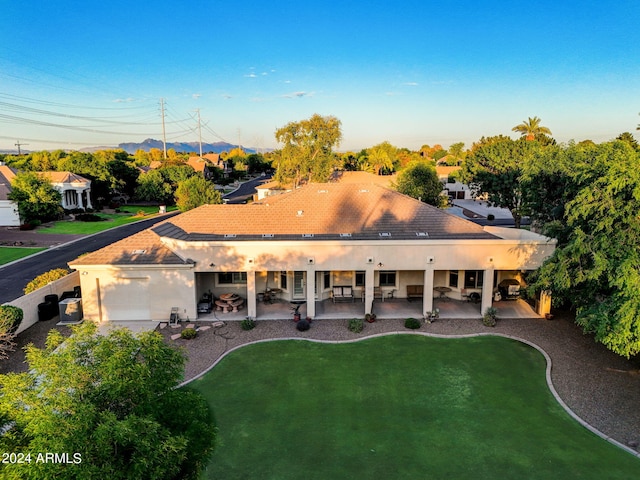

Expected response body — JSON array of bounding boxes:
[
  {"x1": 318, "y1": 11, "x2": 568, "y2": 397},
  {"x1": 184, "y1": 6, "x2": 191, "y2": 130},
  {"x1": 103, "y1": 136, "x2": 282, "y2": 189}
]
[{"x1": 3, "y1": 271, "x2": 81, "y2": 334}]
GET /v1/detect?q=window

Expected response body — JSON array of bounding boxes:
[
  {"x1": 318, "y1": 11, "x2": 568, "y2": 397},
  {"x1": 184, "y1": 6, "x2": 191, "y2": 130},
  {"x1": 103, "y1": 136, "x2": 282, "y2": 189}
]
[
  {"x1": 355, "y1": 271, "x2": 365, "y2": 287},
  {"x1": 464, "y1": 270, "x2": 484, "y2": 289},
  {"x1": 379, "y1": 271, "x2": 396, "y2": 287},
  {"x1": 218, "y1": 272, "x2": 247, "y2": 284},
  {"x1": 323, "y1": 271, "x2": 331, "y2": 290},
  {"x1": 280, "y1": 271, "x2": 288, "y2": 290},
  {"x1": 449, "y1": 270, "x2": 459, "y2": 288}
]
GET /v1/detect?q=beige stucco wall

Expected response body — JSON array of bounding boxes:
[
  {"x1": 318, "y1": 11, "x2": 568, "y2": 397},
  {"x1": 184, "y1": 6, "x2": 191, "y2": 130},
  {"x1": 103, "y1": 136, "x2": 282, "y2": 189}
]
[{"x1": 5, "y1": 271, "x2": 80, "y2": 334}]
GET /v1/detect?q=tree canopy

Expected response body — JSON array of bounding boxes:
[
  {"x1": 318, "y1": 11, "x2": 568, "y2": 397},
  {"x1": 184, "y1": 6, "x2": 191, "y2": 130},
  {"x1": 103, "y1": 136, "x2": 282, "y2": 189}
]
[
  {"x1": 0, "y1": 322, "x2": 215, "y2": 479},
  {"x1": 530, "y1": 140, "x2": 640, "y2": 357},
  {"x1": 175, "y1": 175, "x2": 222, "y2": 212},
  {"x1": 8, "y1": 172, "x2": 62, "y2": 223},
  {"x1": 274, "y1": 114, "x2": 342, "y2": 186},
  {"x1": 512, "y1": 116, "x2": 552, "y2": 141},
  {"x1": 393, "y1": 161, "x2": 443, "y2": 206},
  {"x1": 462, "y1": 136, "x2": 541, "y2": 228}
]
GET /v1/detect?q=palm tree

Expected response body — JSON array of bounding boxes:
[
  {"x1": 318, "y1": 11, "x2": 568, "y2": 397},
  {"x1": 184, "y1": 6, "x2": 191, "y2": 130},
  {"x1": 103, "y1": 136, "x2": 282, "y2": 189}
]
[{"x1": 512, "y1": 116, "x2": 552, "y2": 141}]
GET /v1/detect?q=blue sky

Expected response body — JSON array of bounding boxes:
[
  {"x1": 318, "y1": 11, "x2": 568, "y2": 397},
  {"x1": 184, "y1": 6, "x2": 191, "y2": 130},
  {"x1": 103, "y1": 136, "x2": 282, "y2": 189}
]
[{"x1": 1, "y1": 0, "x2": 639, "y2": 152}]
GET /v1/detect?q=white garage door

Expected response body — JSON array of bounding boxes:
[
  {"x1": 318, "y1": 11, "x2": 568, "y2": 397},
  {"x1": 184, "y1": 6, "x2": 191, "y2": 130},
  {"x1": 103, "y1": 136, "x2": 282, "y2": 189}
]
[
  {"x1": 0, "y1": 202, "x2": 20, "y2": 226},
  {"x1": 101, "y1": 278, "x2": 150, "y2": 321}
]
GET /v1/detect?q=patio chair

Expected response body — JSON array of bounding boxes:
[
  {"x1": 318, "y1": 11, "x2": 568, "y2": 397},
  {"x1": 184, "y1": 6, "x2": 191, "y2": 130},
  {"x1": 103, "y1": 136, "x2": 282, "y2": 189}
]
[{"x1": 374, "y1": 286, "x2": 384, "y2": 302}]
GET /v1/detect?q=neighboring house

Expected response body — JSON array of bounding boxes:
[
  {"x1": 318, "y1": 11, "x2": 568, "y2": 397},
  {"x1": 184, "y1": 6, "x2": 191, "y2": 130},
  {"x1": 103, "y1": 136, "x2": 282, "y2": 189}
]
[
  {"x1": 40, "y1": 172, "x2": 93, "y2": 210},
  {"x1": 436, "y1": 166, "x2": 472, "y2": 200},
  {"x1": 0, "y1": 164, "x2": 20, "y2": 226},
  {"x1": 69, "y1": 183, "x2": 556, "y2": 323},
  {"x1": 202, "y1": 153, "x2": 232, "y2": 175}
]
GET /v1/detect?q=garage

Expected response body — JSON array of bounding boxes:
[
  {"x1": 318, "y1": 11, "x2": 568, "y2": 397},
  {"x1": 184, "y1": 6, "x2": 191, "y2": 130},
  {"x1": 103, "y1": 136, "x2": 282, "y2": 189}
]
[{"x1": 99, "y1": 277, "x2": 150, "y2": 321}]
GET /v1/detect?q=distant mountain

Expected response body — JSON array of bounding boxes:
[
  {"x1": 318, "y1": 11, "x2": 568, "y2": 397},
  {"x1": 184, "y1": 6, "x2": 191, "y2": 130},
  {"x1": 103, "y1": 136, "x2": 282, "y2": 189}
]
[{"x1": 117, "y1": 138, "x2": 257, "y2": 154}]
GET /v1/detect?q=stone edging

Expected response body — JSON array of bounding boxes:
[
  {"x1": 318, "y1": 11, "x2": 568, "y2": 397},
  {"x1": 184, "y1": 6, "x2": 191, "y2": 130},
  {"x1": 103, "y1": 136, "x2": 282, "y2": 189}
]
[{"x1": 179, "y1": 330, "x2": 640, "y2": 459}]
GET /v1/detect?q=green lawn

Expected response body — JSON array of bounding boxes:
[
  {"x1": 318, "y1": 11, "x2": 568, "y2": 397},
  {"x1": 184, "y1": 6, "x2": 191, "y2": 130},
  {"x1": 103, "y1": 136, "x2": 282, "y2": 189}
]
[
  {"x1": 0, "y1": 246, "x2": 46, "y2": 265},
  {"x1": 190, "y1": 335, "x2": 640, "y2": 480}
]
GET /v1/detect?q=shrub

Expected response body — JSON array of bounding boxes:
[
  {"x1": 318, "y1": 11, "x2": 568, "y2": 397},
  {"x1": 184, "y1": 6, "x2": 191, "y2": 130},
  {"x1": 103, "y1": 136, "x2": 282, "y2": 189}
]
[
  {"x1": 0, "y1": 306, "x2": 23, "y2": 335},
  {"x1": 483, "y1": 307, "x2": 498, "y2": 327},
  {"x1": 404, "y1": 317, "x2": 421, "y2": 329},
  {"x1": 241, "y1": 318, "x2": 256, "y2": 331},
  {"x1": 487, "y1": 214, "x2": 495, "y2": 221},
  {"x1": 0, "y1": 305, "x2": 23, "y2": 359},
  {"x1": 348, "y1": 318, "x2": 364, "y2": 333},
  {"x1": 181, "y1": 327, "x2": 197, "y2": 339},
  {"x1": 76, "y1": 213, "x2": 105, "y2": 222},
  {"x1": 24, "y1": 268, "x2": 70, "y2": 294},
  {"x1": 296, "y1": 319, "x2": 310, "y2": 331}
]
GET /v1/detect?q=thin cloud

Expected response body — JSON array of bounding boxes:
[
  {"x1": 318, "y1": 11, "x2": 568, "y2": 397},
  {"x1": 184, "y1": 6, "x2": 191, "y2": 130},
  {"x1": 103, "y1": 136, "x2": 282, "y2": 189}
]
[
  {"x1": 113, "y1": 97, "x2": 135, "y2": 103},
  {"x1": 282, "y1": 91, "x2": 314, "y2": 99},
  {"x1": 244, "y1": 73, "x2": 257, "y2": 78},
  {"x1": 192, "y1": 93, "x2": 202, "y2": 99},
  {"x1": 403, "y1": 82, "x2": 419, "y2": 86},
  {"x1": 221, "y1": 93, "x2": 233, "y2": 100}
]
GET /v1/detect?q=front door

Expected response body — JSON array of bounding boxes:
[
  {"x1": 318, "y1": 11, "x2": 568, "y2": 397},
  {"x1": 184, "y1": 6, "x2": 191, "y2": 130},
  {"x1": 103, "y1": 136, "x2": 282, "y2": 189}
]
[{"x1": 293, "y1": 271, "x2": 306, "y2": 299}]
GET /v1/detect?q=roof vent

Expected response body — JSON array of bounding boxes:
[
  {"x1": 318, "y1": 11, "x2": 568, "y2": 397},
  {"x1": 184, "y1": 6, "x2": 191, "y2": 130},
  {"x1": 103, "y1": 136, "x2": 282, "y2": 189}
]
[
  {"x1": 131, "y1": 249, "x2": 146, "y2": 255},
  {"x1": 379, "y1": 232, "x2": 391, "y2": 237},
  {"x1": 358, "y1": 189, "x2": 369, "y2": 193},
  {"x1": 224, "y1": 234, "x2": 237, "y2": 238},
  {"x1": 415, "y1": 232, "x2": 429, "y2": 237},
  {"x1": 296, "y1": 210, "x2": 304, "y2": 216},
  {"x1": 339, "y1": 233, "x2": 352, "y2": 238},
  {"x1": 262, "y1": 234, "x2": 274, "y2": 238},
  {"x1": 318, "y1": 189, "x2": 328, "y2": 193},
  {"x1": 302, "y1": 233, "x2": 314, "y2": 238}
]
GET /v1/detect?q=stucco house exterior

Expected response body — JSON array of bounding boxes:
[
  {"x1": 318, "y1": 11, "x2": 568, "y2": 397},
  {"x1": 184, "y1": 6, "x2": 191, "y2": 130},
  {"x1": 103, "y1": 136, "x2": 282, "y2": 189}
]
[
  {"x1": 69, "y1": 183, "x2": 556, "y2": 324},
  {"x1": 0, "y1": 165, "x2": 20, "y2": 226},
  {"x1": 41, "y1": 171, "x2": 93, "y2": 210}
]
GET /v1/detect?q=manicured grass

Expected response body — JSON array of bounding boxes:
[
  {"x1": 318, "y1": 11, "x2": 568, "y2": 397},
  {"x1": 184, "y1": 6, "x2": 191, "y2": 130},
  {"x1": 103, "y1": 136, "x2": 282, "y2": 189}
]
[
  {"x1": 0, "y1": 246, "x2": 46, "y2": 265},
  {"x1": 191, "y1": 335, "x2": 640, "y2": 480}
]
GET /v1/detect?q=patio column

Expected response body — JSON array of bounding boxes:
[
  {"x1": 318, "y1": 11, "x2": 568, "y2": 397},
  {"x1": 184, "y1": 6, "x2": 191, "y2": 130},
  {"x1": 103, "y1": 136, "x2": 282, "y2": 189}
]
[
  {"x1": 481, "y1": 267, "x2": 495, "y2": 316},
  {"x1": 246, "y1": 270, "x2": 257, "y2": 319},
  {"x1": 76, "y1": 190, "x2": 84, "y2": 209},
  {"x1": 61, "y1": 191, "x2": 68, "y2": 209},
  {"x1": 365, "y1": 268, "x2": 375, "y2": 314},
  {"x1": 422, "y1": 266, "x2": 434, "y2": 316},
  {"x1": 305, "y1": 268, "x2": 316, "y2": 318},
  {"x1": 85, "y1": 188, "x2": 93, "y2": 209}
]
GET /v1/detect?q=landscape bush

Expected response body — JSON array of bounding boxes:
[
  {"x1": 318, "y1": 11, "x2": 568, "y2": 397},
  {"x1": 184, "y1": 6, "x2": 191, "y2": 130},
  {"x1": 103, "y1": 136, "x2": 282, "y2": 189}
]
[
  {"x1": 76, "y1": 213, "x2": 105, "y2": 222},
  {"x1": 296, "y1": 319, "x2": 310, "y2": 331},
  {"x1": 483, "y1": 307, "x2": 498, "y2": 327},
  {"x1": 24, "y1": 268, "x2": 70, "y2": 294},
  {"x1": 404, "y1": 317, "x2": 421, "y2": 329},
  {"x1": 241, "y1": 318, "x2": 256, "y2": 331},
  {"x1": 348, "y1": 318, "x2": 364, "y2": 333},
  {"x1": 180, "y1": 327, "x2": 198, "y2": 339},
  {"x1": 0, "y1": 305, "x2": 23, "y2": 359}
]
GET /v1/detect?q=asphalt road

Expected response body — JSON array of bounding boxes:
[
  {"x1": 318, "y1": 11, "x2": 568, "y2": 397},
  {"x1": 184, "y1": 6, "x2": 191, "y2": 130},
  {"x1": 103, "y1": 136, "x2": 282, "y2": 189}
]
[
  {"x1": 222, "y1": 174, "x2": 272, "y2": 204},
  {"x1": 0, "y1": 212, "x2": 179, "y2": 304}
]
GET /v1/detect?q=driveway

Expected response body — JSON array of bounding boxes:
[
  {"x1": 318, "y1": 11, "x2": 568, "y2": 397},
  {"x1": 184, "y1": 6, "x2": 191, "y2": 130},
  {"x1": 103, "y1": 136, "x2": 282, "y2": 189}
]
[
  {"x1": 0, "y1": 212, "x2": 179, "y2": 304},
  {"x1": 222, "y1": 174, "x2": 272, "y2": 204}
]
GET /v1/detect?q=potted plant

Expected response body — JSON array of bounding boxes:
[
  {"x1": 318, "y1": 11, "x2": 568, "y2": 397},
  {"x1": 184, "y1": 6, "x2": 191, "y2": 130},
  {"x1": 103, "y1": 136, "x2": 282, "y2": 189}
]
[
  {"x1": 483, "y1": 307, "x2": 498, "y2": 327},
  {"x1": 425, "y1": 308, "x2": 439, "y2": 323},
  {"x1": 365, "y1": 313, "x2": 377, "y2": 323}
]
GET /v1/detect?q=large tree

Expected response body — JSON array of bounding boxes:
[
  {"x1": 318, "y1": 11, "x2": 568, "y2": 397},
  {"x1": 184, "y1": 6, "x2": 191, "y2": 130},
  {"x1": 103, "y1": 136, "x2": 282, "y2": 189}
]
[
  {"x1": 274, "y1": 114, "x2": 342, "y2": 186},
  {"x1": 8, "y1": 172, "x2": 62, "y2": 223},
  {"x1": 512, "y1": 116, "x2": 552, "y2": 141},
  {"x1": 462, "y1": 136, "x2": 541, "y2": 228},
  {"x1": 175, "y1": 176, "x2": 222, "y2": 211},
  {"x1": 531, "y1": 140, "x2": 640, "y2": 357},
  {"x1": 393, "y1": 161, "x2": 443, "y2": 206},
  {"x1": 366, "y1": 141, "x2": 397, "y2": 175},
  {"x1": 0, "y1": 322, "x2": 215, "y2": 479}
]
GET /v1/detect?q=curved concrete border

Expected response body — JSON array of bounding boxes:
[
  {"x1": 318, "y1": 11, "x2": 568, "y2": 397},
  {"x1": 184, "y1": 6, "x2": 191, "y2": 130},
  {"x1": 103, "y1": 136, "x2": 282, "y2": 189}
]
[{"x1": 180, "y1": 330, "x2": 640, "y2": 459}]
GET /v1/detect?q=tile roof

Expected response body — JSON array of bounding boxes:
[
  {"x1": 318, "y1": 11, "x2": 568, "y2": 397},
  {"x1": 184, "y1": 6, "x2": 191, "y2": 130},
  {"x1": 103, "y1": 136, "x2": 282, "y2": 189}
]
[
  {"x1": 69, "y1": 229, "x2": 188, "y2": 266},
  {"x1": 41, "y1": 171, "x2": 91, "y2": 185},
  {"x1": 329, "y1": 171, "x2": 396, "y2": 187},
  {"x1": 153, "y1": 183, "x2": 497, "y2": 241}
]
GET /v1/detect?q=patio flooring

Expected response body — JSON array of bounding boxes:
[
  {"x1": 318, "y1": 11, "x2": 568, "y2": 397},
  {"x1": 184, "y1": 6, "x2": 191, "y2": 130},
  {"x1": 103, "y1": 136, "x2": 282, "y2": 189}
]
[{"x1": 195, "y1": 297, "x2": 540, "y2": 321}]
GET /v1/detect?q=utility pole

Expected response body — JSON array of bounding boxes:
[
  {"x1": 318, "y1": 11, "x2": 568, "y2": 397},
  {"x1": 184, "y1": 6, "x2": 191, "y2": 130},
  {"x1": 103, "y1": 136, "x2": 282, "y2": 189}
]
[
  {"x1": 196, "y1": 109, "x2": 203, "y2": 158},
  {"x1": 14, "y1": 141, "x2": 28, "y2": 155},
  {"x1": 160, "y1": 98, "x2": 167, "y2": 160}
]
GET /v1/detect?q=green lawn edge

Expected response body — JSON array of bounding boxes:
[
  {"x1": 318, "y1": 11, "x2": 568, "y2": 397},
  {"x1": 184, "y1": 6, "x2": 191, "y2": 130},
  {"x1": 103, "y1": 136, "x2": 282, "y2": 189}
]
[
  {"x1": 0, "y1": 247, "x2": 47, "y2": 265},
  {"x1": 190, "y1": 335, "x2": 640, "y2": 480}
]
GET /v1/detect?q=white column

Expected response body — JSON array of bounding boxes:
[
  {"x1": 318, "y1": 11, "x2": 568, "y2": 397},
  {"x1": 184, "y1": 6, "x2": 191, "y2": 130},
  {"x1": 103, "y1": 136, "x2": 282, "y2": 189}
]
[
  {"x1": 76, "y1": 190, "x2": 84, "y2": 209},
  {"x1": 422, "y1": 266, "x2": 435, "y2": 316},
  {"x1": 61, "y1": 191, "x2": 68, "y2": 209},
  {"x1": 85, "y1": 188, "x2": 93, "y2": 209},
  {"x1": 247, "y1": 271, "x2": 257, "y2": 319},
  {"x1": 481, "y1": 267, "x2": 495, "y2": 316},
  {"x1": 305, "y1": 268, "x2": 316, "y2": 318},
  {"x1": 365, "y1": 268, "x2": 375, "y2": 314}
]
